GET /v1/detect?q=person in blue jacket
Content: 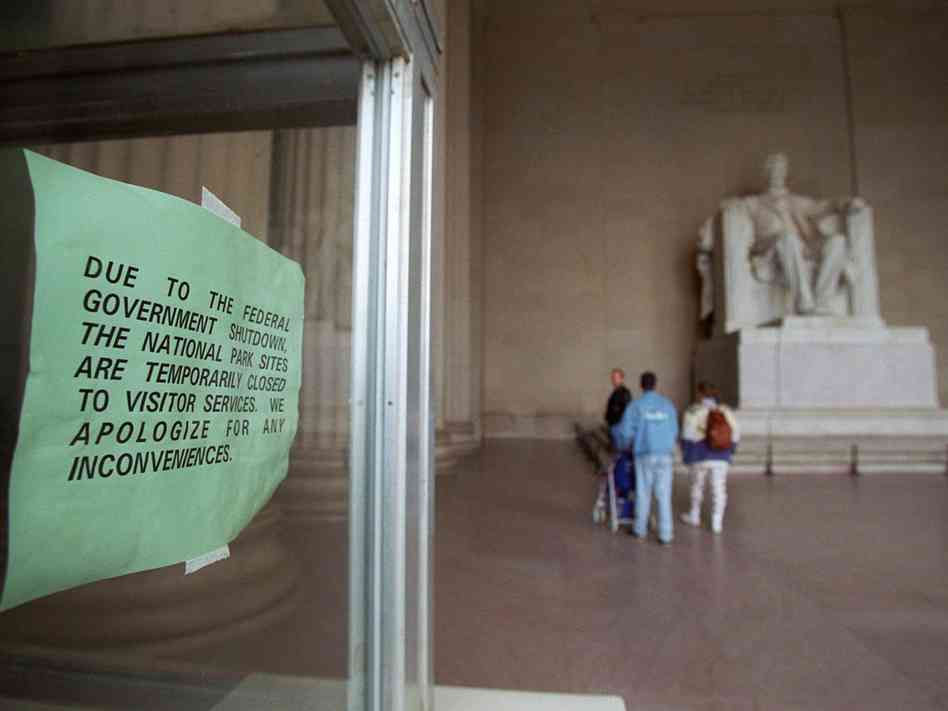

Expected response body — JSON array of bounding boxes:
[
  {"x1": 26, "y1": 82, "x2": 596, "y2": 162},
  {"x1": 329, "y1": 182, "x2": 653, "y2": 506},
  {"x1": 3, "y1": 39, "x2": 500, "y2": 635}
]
[{"x1": 611, "y1": 371, "x2": 679, "y2": 544}]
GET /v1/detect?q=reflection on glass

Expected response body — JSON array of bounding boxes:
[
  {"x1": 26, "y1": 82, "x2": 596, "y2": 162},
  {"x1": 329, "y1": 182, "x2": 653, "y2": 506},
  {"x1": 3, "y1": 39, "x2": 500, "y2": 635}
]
[
  {"x1": 0, "y1": 129, "x2": 354, "y2": 709},
  {"x1": 0, "y1": 1, "x2": 335, "y2": 53}
]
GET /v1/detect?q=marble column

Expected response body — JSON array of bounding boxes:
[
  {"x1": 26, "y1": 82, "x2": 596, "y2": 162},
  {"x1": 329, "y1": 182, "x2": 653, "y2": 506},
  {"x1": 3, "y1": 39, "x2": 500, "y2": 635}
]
[
  {"x1": 36, "y1": 133, "x2": 272, "y2": 242},
  {"x1": 435, "y1": 0, "x2": 482, "y2": 471},
  {"x1": 5, "y1": 133, "x2": 302, "y2": 655},
  {"x1": 0, "y1": 502, "x2": 299, "y2": 656},
  {"x1": 268, "y1": 127, "x2": 355, "y2": 522}
]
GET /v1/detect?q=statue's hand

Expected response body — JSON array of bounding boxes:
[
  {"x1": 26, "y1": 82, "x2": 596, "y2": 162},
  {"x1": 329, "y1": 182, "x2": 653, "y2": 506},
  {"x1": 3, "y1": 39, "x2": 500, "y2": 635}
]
[
  {"x1": 848, "y1": 197, "x2": 868, "y2": 213},
  {"x1": 843, "y1": 259, "x2": 859, "y2": 285},
  {"x1": 750, "y1": 254, "x2": 777, "y2": 284},
  {"x1": 696, "y1": 252, "x2": 711, "y2": 273},
  {"x1": 749, "y1": 234, "x2": 778, "y2": 257}
]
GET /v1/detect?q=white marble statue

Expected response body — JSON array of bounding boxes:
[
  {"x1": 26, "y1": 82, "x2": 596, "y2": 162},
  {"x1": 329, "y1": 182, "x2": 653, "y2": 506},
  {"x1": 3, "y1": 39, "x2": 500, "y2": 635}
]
[{"x1": 698, "y1": 153, "x2": 881, "y2": 333}]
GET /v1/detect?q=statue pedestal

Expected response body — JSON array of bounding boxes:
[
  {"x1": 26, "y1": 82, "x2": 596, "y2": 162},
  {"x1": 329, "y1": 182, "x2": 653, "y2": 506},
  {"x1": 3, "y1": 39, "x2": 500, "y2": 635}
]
[
  {"x1": 695, "y1": 319, "x2": 948, "y2": 474},
  {"x1": 697, "y1": 318, "x2": 938, "y2": 410}
]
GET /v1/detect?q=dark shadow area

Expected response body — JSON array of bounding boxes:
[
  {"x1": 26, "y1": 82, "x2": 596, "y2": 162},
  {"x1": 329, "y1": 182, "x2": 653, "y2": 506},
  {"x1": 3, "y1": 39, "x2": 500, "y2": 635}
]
[{"x1": 0, "y1": 148, "x2": 36, "y2": 605}]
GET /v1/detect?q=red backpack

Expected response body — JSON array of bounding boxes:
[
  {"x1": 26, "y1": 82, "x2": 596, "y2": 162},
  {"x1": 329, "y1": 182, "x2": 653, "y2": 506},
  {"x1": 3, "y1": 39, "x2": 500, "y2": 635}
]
[{"x1": 706, "y1": 408, "x2": 733, "y2": 451}]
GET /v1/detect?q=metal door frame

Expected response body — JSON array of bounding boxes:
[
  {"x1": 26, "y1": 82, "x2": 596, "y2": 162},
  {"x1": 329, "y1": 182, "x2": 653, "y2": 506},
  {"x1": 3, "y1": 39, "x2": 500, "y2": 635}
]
[{"x1": 349, "y1": 54, "x2": 437, "y2": 711}]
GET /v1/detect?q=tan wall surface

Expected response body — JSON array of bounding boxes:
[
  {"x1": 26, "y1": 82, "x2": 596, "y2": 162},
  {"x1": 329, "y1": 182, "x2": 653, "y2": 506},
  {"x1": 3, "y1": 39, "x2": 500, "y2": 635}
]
[
  {"x1": 482, "y1": 0, "x2": 947, "y2": 21},
  {"x1": 481, "y1": 5, "x2": 870, "y2": 431},
  {"x1": 470, "y1": 1, "x2": 488, "y2": 437},
  {"x1": 846, "y1": 8, "x2": 948, "y2": 405},
  {"x1": 444, "y1": 0, "x2": 475, "y2": 426}
]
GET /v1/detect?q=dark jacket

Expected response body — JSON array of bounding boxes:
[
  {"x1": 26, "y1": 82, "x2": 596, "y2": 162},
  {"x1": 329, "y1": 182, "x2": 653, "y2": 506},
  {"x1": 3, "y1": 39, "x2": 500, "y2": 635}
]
[{"x1": 604, "y1": 385, "x2": 632, "y2": 427}]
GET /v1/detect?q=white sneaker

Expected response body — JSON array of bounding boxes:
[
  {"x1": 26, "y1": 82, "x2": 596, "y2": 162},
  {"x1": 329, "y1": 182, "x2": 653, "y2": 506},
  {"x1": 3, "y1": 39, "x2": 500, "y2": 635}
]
[
  {"x1": 680, "y1": 512, "x2": 700, "y2": 527},
  {"x1": 711, "y1": 519, "x2": 723, "y2": 534}
]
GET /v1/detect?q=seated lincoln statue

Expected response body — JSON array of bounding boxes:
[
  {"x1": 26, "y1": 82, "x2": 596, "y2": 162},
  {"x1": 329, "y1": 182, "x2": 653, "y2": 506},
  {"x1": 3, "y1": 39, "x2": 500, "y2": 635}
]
[{"x1": 697, "y1": 153, "x2": 882, "y2": 334}]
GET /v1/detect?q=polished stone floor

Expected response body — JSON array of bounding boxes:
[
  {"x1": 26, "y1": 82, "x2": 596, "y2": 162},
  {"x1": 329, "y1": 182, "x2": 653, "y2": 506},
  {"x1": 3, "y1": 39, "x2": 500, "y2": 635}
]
[
  {"x1": 2, "y1": 438, "x2": 947, "y2": 710},
  {"x1": 434, "y1": 439, "x2": 948, "y2": 710}
]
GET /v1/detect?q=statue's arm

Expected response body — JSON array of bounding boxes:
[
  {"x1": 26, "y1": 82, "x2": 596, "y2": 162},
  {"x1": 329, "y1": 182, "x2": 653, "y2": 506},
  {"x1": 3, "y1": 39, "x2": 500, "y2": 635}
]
[
  {"x1": 799, "y1": 195, "x2": 835, "y2": 216},
  {"x1": 805, "y1": 195, "x2": 868, "y2": 216},
  {"x1": 696, "y1": 198, "x2": 744, "y2": 250},
  {"x1": 697, "y1": 216, "x2": 714, "y2": 252},
  {"x1": 696, "y1": 215, "x2": 718, "y2": 322},
  {"x1": 720, "y1": 196, "x2": 743, "y2": 212},
  {"x1": 832, "y1": 197, "x2": 868, "y2": 214},
  {"x1": 847, "y1": 196, "x2": 868, "y2": 213}
]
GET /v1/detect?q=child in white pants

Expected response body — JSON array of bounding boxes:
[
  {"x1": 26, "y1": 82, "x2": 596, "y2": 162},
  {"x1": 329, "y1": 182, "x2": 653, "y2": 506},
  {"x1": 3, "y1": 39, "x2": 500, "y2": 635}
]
[
  {"x1": 683, "y1": 459, "x2": 729, "y2": 533},
  {"x1": 679, "y1": 384, "x2": 739, "y2": 533}
]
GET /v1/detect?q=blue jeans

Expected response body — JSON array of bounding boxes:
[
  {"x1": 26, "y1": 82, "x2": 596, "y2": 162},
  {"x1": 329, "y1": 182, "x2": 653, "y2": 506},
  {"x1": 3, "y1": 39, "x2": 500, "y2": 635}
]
[{"x1": 634, "y1": 453, "x2": 674, "y2": 542}]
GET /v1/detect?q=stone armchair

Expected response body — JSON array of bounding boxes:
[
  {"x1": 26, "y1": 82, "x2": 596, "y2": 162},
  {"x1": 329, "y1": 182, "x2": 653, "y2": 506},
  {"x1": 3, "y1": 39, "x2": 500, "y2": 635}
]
[{"x1": 698, "y1": 199, "x2": 882, "y2": 335}]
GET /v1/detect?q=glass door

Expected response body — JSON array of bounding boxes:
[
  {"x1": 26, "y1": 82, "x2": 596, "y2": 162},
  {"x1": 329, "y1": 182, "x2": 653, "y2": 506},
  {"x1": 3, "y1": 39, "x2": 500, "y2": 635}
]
[
  {"x1": 0, "y1": 8, "x2": 439, "y2": 709},
  {"x1": 1, "y1": 127, "x2": 358, "y2": 710}
]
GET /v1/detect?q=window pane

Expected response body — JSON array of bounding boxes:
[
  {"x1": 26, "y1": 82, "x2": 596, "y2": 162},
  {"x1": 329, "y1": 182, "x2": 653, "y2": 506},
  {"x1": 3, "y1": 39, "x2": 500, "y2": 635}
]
[{"x1": 0, "y1": 129, "x2": 355, "y2": 709}]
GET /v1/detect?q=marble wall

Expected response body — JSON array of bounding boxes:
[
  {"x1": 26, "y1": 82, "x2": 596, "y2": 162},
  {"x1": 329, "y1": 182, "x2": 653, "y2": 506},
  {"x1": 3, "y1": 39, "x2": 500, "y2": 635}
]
[
  {"x1": 477, "y1": 1, "x2": 948, "y2": 437},
  {"x1": 845, "y1": 7, "x2": 948, "y2": 413},
  {"x1": 444, "y1": 0, "x2": 475, "y2": 432},
  {"x1": 267, "y1": 127, "x2": 356, "y2": 520},
  {"x1": 433, "y1": 0, "x2": 484, "y2": 463}
]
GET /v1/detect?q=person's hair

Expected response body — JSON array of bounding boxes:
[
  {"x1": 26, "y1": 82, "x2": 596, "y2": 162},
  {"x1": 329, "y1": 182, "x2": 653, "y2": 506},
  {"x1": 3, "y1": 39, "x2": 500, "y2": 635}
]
[
  {"x1": 696, "y1": 381, "x2": 709, "y2": 397},
  {"x1": 705, "y1": 383, "x2": 721, "y2": 401},
  {"x1": 611, "y1": 368, "x2": 625, "y2": 378},
  {"x1": 640, "y1": 371, "x2": 657, "y2": 391}
]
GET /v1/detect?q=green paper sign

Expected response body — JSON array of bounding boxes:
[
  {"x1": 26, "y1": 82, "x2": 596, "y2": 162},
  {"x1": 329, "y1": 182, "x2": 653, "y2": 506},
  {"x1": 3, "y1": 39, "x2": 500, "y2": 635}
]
[{"x1": 1, "y1": 150, "x2": 304, "y2": 611}]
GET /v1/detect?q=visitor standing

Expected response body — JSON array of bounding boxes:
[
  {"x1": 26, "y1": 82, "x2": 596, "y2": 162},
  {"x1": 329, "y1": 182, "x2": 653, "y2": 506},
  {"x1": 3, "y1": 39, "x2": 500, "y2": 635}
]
[
  {"x1": 680, "y1": 383, "x2": 740, "y2": 533},
  {"x1": 612, "y1": 372, "x2": 678, "y2": 544},
  {"x1": 604, "y1": 368, "x2": 632, "y2": 431}
]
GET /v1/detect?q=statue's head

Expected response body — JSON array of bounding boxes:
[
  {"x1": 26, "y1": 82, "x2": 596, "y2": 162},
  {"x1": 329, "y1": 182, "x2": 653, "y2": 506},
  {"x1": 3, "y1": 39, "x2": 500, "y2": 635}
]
[{"x1": 764, "y1": 152, "x2": 789, "y2": 192}]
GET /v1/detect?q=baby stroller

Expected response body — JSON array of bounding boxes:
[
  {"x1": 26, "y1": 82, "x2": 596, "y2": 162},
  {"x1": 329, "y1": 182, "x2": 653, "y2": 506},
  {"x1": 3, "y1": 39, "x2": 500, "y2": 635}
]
[{"x1": 593, "y1": 452, "x2": 635, "y2": 533}]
